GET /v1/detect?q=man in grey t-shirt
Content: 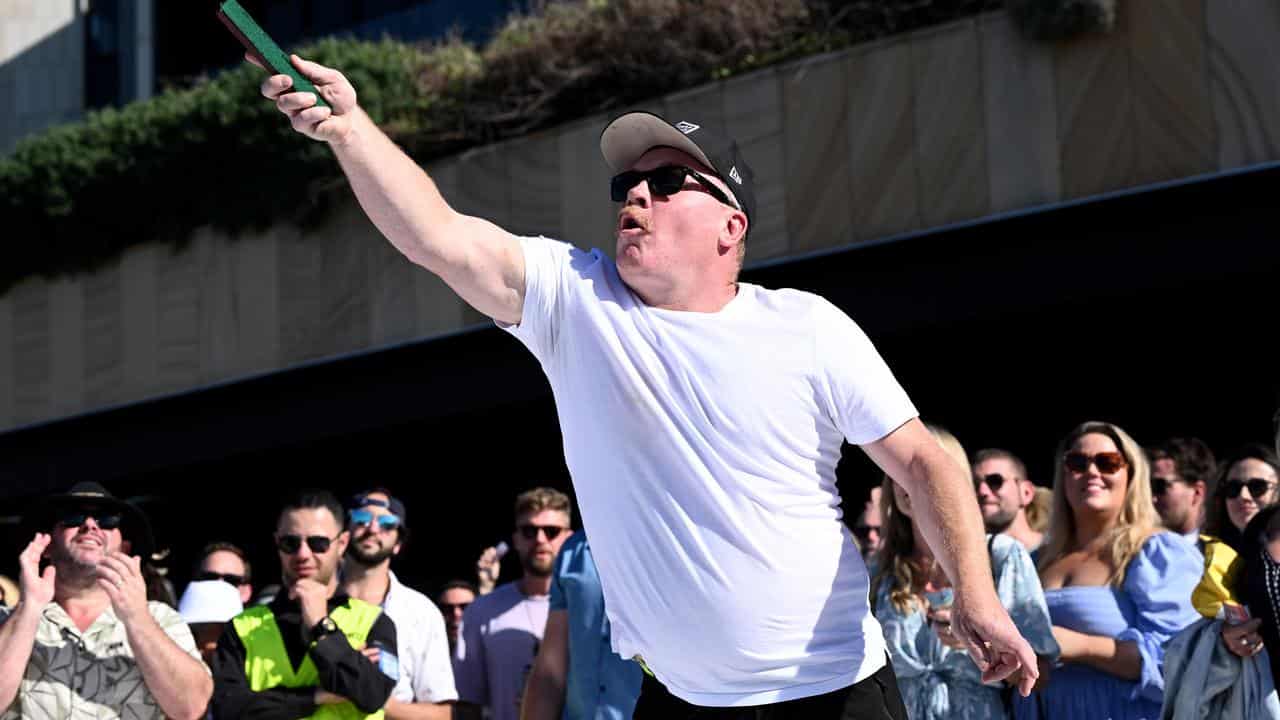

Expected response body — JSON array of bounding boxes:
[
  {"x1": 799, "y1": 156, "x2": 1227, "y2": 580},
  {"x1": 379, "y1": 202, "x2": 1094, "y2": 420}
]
[{"x1": 454, "y1": 489, "x2": 575, "y2": 720}]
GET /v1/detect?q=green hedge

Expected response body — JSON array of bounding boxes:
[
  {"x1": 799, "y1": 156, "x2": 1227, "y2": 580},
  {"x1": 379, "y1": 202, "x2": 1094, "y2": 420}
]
[
  {"x1": 0, "y1": 38, "x2": 461, "y2": 293},
  {"x1": 0, "y1": 0, "x2": 1015, "y2": 294}
]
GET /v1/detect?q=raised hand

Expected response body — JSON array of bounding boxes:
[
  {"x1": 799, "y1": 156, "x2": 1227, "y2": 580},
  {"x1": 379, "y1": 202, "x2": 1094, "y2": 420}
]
[
  {"x1": 95, "y1": 552, "x2": 149, "y2": 624},
  {"x1": 18, "y1": 534, "x2": 56, "y2": 607},
  {"x1": 290, "y1": 578, "x2": 330, "y2": 630},
  {"x1": 476, "y1": 546, "x2": 502, "y2": 595},
  {"x1": 248, "y1": 53, "x2": 358, "y2": 145}
]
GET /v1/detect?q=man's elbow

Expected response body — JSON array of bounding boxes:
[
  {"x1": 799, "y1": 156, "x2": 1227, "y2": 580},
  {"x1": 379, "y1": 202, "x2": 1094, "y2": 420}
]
[
  {"x1": 176, "y1": 675, "x2": 214, "y2": 720},
  {"x1": 169, "y1": 706, "x2": 209, "y2": 720},
  {"x1": 166, "y1": 686, "x2": 213, "y2": 720},
  {"x1": 351, "y1": 680, "x2": 397, "y2": 714}
]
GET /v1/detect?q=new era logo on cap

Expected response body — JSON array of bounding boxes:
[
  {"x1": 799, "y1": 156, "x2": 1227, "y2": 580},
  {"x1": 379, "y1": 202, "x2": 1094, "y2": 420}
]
[
  {"x1": 675, "y1": 121, "x2": 700, "y2": 135},
  {"x1": 729, "y1": 166, "x2": 742, "y2": 185}
]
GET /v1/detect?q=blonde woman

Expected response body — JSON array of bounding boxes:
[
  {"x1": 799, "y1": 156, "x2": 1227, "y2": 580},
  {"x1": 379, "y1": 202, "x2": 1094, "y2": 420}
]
[
  {"x1": 871, "y1": 425, "x2": 1057, "y2": 720},
  {"x1": 1015, "y1": 421, "x2": 1201, "y2": 720}
]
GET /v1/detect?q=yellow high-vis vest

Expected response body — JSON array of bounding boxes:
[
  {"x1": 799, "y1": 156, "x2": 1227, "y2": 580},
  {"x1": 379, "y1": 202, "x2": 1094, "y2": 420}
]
[{"x1": 231, "y1": 599, "x2": 386, "y2": 720}]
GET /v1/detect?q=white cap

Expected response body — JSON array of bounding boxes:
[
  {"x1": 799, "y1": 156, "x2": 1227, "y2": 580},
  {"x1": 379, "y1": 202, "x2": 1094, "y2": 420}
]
[{"x1": 178, "y1": 580, "x2": 244, "y2": 625}]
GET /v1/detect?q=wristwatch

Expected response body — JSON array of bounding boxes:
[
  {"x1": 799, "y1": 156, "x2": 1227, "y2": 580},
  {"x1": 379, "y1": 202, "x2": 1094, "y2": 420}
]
[{"x1": 310, "y1": 616, "x2": 339, "y2": 640}]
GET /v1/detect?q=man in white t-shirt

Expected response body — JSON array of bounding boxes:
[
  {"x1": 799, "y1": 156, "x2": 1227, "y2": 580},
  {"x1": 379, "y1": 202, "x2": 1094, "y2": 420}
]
[
  {"x1": 253, "y1": 53, "x2": 1039, "y2": 719},
  {"x1": 342, "y1": 489, "x2": 458, "y2": 719}
]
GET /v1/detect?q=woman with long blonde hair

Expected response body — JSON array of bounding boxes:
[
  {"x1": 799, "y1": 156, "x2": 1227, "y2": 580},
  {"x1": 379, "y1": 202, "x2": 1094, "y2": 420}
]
[
  {"x1": 871, "y1": 424, "x2": 1057, "y2": 720},
  {"x1": 1015, "y1": 421, "x2": 1201, "y2": 720}
]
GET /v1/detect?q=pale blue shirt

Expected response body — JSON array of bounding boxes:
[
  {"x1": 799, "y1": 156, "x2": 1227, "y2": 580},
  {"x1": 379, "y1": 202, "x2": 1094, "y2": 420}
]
[
  {"x1": 874, "y1": 534, "x2": 1059, "y2": 720},
  {"x1": 550, "y1": 533, "x2": 641, "y2": 720}
]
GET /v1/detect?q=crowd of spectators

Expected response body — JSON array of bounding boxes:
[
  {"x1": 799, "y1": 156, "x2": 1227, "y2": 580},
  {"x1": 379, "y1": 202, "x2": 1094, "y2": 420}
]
[{"x1": 1, "y1": 421, "x2": 1278, "y2": 720}]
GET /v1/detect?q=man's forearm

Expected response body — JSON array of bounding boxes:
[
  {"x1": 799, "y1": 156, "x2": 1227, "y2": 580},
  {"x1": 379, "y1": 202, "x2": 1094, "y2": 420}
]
[
  {"x1": 330, "y1": 109, "x2": 463, "y2": 272},
  {"x1": 907, "y1": 448, "x2": 993, "y2": 595},
  {"x1": 126, "y1": 616, "x2": 213, "y2": 720},
  {"x1": 0, "y1": 603, "x2": 42, "y2": 712},
  {"x1": 384, "y1": 698, "x2": 453, "y2": 720}
]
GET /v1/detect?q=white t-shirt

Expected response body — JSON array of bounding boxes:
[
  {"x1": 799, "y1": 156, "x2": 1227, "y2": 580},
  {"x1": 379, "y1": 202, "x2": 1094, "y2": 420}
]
[
  {"x1": 383, "y1": 571, "x2": 458, "y2": 704},
  {"x1": 501, "y1": 236, "x2": 919, "y2": 707},
  {"x1": 453, "y1": 582, "x2": 549, "y2": 720}
]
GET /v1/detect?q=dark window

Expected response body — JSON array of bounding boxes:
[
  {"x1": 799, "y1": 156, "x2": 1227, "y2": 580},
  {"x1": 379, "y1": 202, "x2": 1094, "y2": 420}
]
[{"x1": 85, "y1": 0, "x2": 122, "y2": 108}]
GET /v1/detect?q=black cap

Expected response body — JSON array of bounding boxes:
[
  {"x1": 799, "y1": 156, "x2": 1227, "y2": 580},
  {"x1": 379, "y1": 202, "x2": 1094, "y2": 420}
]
[
  {"x1": 599, "y1": 111, "x2": 756, "y2": 229},
  {"x1": 24, "y1": 481, "x2": 155, "y2": 560}
]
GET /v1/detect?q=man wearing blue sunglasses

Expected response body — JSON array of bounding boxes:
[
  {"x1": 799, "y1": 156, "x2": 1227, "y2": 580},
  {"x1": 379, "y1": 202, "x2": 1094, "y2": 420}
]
[{"x1": 343, "y1": 489, "x2": 458, "y2": 720}]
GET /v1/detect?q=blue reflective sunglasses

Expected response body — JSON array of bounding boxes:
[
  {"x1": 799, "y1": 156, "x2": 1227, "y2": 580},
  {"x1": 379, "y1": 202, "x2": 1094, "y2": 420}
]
[{"x1": 349, "y1": 509, "x2": 401, "y2": 531}]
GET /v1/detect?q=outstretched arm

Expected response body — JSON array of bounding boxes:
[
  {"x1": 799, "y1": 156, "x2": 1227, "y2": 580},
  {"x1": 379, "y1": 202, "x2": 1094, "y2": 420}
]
[
  {"x1": 863, "y1": 418, "x2": 1039, "y2": 696},
  {"x1": 253, "y1": 54, "x2": 526, "y2": 325}
]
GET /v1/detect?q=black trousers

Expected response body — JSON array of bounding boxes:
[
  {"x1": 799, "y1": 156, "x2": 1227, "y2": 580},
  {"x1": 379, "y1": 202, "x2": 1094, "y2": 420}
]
[{"x1": 631, "y1": 657, "x2": 908, "y2": 720}]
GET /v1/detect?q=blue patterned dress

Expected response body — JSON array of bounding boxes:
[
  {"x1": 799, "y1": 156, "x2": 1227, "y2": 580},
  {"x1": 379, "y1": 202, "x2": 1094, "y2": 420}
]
[
  {"x1": 1011, "y1": 531, "x2": 1202, "y2": 720},
  {"x1": 873, "y1": 534, "x2": 1059, "y2": 720}
]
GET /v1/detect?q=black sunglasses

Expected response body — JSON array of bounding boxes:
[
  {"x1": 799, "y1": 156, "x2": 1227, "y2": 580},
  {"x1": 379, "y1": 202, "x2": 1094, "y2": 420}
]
[
  {"x1": 610, "y1": 165, "x2": 740, "y2": 210},
  {"x1": 1151, "y1": 477, "x2": 1184, "y2": 496},
  {"x1": 975, "y1": 473, "x2": 1008, "y2": 493},
  {"x1": 517, "y1": 524, "x2": 567, "y2": 541},
  {"x1": 194, "y1": 570, "x2": 247, "y2": 586},
  {"x1": 57, "y1": 508, "x2": 122, "y2": 530},
  {"x1": 276, "y1": 533, "x2": 341, "y2": 555},
  {"x1": 1224, "y1": 478, "x2": 1276, "y2": 500},
  {"x1": 439, "y1": 601, "x2": 471, "y2": 613},
  {"x1": 1064, "y1": 451, "x2": 1127, "y2": 475}
]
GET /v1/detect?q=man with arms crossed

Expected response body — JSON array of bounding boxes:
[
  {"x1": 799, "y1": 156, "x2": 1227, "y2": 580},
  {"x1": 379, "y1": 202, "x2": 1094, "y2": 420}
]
[
  {"x1": 250, "y1": 53, "x2": 1038, "y2": 718},
  {"x1": 210, "y1": 490, "x2": 397, "y2": 719}
]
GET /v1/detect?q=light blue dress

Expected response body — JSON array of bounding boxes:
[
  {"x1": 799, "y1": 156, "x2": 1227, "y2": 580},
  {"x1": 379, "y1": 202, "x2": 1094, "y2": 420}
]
[
  {"x1": 1012, "y1": 531, "x2": 1203, "y2": 720},
  {"x1": 874, "y1": 534, "x2": 1060, "y2": 720}
]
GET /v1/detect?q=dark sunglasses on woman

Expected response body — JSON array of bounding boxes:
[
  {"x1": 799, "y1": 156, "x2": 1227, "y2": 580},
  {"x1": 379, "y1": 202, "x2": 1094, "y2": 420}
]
[
  {"x1": 1063, "y1": 451, "x2": 1127, "y2": 475},
  {"x1": 1223, "y1": 478, "x2": 1276, "y2": 500}
]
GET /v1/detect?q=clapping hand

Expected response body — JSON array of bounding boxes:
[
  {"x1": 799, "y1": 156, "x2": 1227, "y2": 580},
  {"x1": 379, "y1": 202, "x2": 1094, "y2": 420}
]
[{"x1": 18, "y1": 534, "x2": 56, "y2": 608}]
